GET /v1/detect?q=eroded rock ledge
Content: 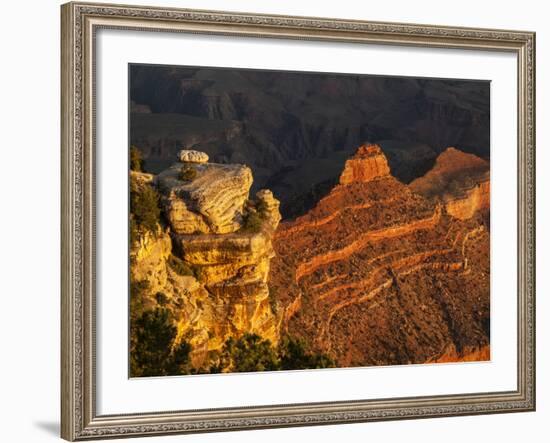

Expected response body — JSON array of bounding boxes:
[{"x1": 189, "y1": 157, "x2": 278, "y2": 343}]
[
  {"x1": 410, "y1": 147, "x2": 490, "y2": 220},
  {"x1": 131, "y1": 151, "x2": 282, "y2": 368},
  {"x1": 339, "y1": 143, "x2": 391, "y2": 185}
]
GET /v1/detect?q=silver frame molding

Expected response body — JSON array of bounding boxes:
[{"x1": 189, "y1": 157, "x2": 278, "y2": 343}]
[{"x1": 61, "y1": 2, "x2": 536, "y2": 440}]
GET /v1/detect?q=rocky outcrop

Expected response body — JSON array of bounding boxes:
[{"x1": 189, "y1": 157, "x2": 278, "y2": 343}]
[
  {"x1": 255, "y1": 189, "x2": 282, "y2": 228},
  {"x1": 157, "y1": 161, "x2": 253, "y2": 234},
  {"x1": 410, "y1": 147, "x2": 490, "y2": 220},
  {"x1": 179, "y1": 149, "x2": 209, "y2": 163},
  {"x1": 269, "y1": 145, "x2": 490, "y2": 367},
  {"x1": 445, "y1": 179, "x2": 490, "y2": 220},
  {"x1": 339, "y1": 144, "x2": 391, "y2": 185},
  {"x1": 131, "y1": 152, "x2": 281, "y2": 368}
]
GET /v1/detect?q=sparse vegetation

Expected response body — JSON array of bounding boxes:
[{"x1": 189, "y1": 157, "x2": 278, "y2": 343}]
[
  {"x1": 129, "y1": 280, "x2": 150, "y2": 320},
  {"x1": 130, "y1": 145, "x2": 144, "y2": 172},
  {"x1": 447, "y1": 179, "x2": 461, "y2": 194},
  {"x1": 155, "y1": 292, "x2": 168, "y2": 306},
  {"x1": 179, "y1": 165, "x2": 197, "y2": 181},
  {"x1": 278, "y1": 336, "x2": 335, "y2": 370},
  {"x1": 130, "y1": 176, "x2": 162, "y2": 244},
  {"x1": 255, "y1": 199, "x2": 268, "y2": 214},
  {"x1": 214, "y1": 333, "x2": 280, "y2": 373},
  {"x1": 241, "y1": 211, "x2": 263, "y2": 233},
  {"x1": 130, "y1": 307, "x2": 191, "y2": 377},
  {"x1": 204, "y1": 333, "x2": 334, "y2": 374},
  {"x1": 168, "y1": 254, "x2": 195, "y2": 277}
]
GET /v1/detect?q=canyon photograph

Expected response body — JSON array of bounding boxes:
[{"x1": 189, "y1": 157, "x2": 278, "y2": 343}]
[{"x1": 128, "y1": 64, "x2": 490, "y2": 377}]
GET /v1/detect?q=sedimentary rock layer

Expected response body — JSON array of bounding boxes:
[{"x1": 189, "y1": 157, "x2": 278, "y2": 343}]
[
  {"x1": 131, "y1": 153, "x2": 281, "y2": 368},
  {"x1": 269, "y1": 144, "x2": 490, "y2": 367},
  {"x1": 157, "y1": 162, "x2": 253, "y2": 234},
  {"x1": 339, "y1": 144, "x2": 391, "y2": 185},
  {"x1": 410, "y1": 147, "x2": 490, "y2": 220}
]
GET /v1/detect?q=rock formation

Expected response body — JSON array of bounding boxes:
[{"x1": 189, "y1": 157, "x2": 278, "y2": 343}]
[
  {"x1": 157, "y1": 161, "x2": 253, "y2": 234},
  {"x1": 410, "y1": 147, "x2": 490, "y2": 220},
  {"x1": 339, "y1": 144, "x2": 391, "y2": 185},
  {"x1": 131, "y1": 143, "x2": 490, "y2": 372},
  {"x1": 269, "y1": 144, "x2": 490, "y2": 367},
  {"x1": 179, "y1": 149, "x2": 209, "y2": 163},
  {"x1": 130, "y1": 152, "x2": 281, "y2": 368}
]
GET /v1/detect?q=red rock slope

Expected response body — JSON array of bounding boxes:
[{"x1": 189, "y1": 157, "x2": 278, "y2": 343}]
[
  {"x1": 269, "y1": 144, "x2": 490, "y2": 367},
  {"x1": 410, "y1": 147, "x2": 490, "y2": 221}
]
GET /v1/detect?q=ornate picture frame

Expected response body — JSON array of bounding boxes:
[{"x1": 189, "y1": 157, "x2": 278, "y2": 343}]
[{"x1": 61, "y1": 1, "x2": 535, "y2": 440}]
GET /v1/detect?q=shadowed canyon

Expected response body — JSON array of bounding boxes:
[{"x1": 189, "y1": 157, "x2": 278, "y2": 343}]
[{"x1": 130, "y1": 65, "x2": 490, "y2": 219}]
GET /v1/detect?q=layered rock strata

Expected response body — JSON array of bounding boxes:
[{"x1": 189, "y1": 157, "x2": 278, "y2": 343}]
[
  {"x1": 269, "y1": 144, "x2": 490, "y2": 367},
  {"x1": 410, "y1": 147, "x2": 490, "y2": 220},
  {"x1": 157, "y1": 161, "x2": 253, "y2": 234},
  {"x1": 131, "y1": 153, "x2": 281, "y2": 368},
  {"x1": 339, "y1": 144, "x2": 391, "y2": 185}
]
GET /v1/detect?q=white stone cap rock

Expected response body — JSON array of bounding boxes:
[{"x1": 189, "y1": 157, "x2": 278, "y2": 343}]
[
  {"x1": 179, "y1": 149, "x2": 209, "y2": 164},
  {"x1": 256, "y1": 189, "x2": 275, "y2": 200}
]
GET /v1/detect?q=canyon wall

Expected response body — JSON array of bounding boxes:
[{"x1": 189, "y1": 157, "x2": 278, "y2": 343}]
[
  {"x1": 269, "y1": 144, "x2": 490, "y2": 367},
  {"x1": 130, "y1": 151, "x2": 281, "y2": 368},
  {"x1": 410, "y1": 146, "x2": 490, "y2": 220},
  {"x1": 131, "y1": 143, "x2": 490, "y2": 371}
]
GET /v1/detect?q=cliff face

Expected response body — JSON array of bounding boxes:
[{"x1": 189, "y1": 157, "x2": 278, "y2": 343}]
[
  {"x1": 339, "y1": 144, "x2": 391, "y2": 184},
  {"x1": 445, "y1": 179, "x2": 490, "y2": 220},
  {"x1": 157, "y1": 159, "x2": 253, "y2": 235},
  {"x1": 130, "y1": 152, "x2": 281, "y2": 368},
  {"x1": 410, "y1": 147, "x2": 490, "y2": 220},
  {"x1": 269, "y1": 144, "x2": 490, "y2": 367}
]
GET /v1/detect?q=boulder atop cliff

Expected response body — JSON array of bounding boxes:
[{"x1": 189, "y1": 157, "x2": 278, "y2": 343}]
[
  {"x1": 157, "y1": 159, "x2": 253, "y2": 234},
  {"x1": 339, "y1": 143, "x2": 391, "y2": 185},
  {"x1": 179, "y1": 149, "x2": 209, "y2": 163}
]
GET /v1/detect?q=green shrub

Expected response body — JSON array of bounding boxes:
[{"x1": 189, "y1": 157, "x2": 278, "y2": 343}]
[
  {"x1": 217, "y1": 333, "x2": 280, "y2": 373},
  {"x1": 165, "y1": 341, "x2": 192, "y2": 376},
  {"x1": 130, "y1": 307, "x2": 192, "y2": 377},
  {"x1": 168, "y1": 255, "x2": 194, "y2": 277},
  {"x1": 130, "y1": 178, "x2": 161, "y2": 238},
  {"x1": 130, "y1": 307, "x2": 176, "y2": 377},
  {"x1": 130, "y1": 280, "x2": 149, "y2": 297},
  {"x1": 179, "y1": 165, "x2": 197, "y2": 181},
  {"x1": 208, "y1": 333, "x2": 334, "y2": 373},
  {"x1": 241, "y1": 211, "x2": 263, "y2": 233},
  {"x1": 155, "y1": 292, "x2": 168, "y2": 306},
  {"x1": 130, "y1": 218, "x2": 139, "y2": 247},
  {"x1": 278, "y1": 336, "x2": 335, "y2": 370},
  {"x1": 130, "y1": 146, "x2": 144, "y2": 172},
  {"x1": 129, "y1": 279, "x2": 149, "y2": 316},
  {"x1": 256, "y1": 199, "x2": 268, "y2": 214},
  {"x1": 192, "y1": 265, "x2": 203, "y2": 281}
]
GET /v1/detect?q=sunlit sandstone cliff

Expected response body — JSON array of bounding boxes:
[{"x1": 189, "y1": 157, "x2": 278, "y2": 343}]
[
  {"x1": 410, "y1": 147, "x2": 490, "y2": 221},
  {"x1": 269, "y1": 144, "x2": 490, "y2": 367},
  {"x1": 130, "y1": 151, "x2": 281, "y2": 367}
]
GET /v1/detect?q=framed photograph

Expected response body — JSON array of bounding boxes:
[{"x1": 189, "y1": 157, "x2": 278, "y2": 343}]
[{"x1": 61, "y1": 1, "x2": 536, "y2": 440}]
